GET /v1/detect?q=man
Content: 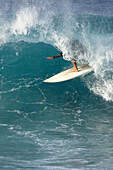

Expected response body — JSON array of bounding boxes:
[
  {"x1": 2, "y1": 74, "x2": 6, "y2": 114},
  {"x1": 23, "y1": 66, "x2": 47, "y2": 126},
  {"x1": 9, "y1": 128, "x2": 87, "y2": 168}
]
[
  {"x1": 46, "y1": 52, "x2": 79, "y2": 72},
  {"x1": 46, "y1": 40, "x2": 86, "y2": 72}
]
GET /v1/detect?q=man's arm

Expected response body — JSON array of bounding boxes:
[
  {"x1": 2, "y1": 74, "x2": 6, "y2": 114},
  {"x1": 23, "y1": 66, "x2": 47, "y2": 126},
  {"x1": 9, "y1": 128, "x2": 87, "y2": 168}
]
[{"x1": 46, "y1": 52, "x2": 63, "y2": 59}]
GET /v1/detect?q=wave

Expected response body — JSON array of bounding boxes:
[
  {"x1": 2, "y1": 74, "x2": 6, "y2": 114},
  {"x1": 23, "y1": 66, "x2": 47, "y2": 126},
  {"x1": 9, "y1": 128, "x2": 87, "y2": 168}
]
[
  {"x1": 0, "y1": 1, "x2": 113, "y2": 102},
  {"x1": 0, "y1": 0, "x2": 113, "y2": 44}
]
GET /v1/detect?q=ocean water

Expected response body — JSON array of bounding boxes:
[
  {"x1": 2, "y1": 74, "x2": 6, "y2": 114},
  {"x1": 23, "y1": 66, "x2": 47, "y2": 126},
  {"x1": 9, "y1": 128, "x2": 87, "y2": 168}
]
[{"x1": 0, "y1": 0, "x2": 113, "y2": 169}]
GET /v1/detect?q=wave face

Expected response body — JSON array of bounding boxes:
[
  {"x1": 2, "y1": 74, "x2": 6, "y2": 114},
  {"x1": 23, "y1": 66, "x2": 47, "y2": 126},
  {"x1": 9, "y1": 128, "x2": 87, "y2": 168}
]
[{"x1": 0, "y1": 0, "x2": 113, "y2": 169}]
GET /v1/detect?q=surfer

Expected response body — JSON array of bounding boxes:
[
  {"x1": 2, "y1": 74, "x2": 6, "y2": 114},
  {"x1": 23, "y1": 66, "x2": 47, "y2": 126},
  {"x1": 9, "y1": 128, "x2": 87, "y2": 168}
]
[
  {"x1": 46, "y1": 52, "x2": 79, "y2": 72},
  {"x1": 46, "y1": 40, "x2": 86, "y2": 72}
]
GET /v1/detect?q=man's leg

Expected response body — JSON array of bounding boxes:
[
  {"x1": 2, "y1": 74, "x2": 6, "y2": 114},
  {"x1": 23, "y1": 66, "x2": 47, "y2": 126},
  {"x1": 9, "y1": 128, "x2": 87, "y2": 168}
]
[{"x1": 71, "y1": 61, "x2": 79, "y2": 72}]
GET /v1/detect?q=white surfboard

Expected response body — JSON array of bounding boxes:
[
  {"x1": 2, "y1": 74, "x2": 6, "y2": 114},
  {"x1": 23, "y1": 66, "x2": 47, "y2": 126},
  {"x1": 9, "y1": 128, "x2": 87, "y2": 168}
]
[{"x1": 44, "y1": 64, "x2": 93, "y2": 83}]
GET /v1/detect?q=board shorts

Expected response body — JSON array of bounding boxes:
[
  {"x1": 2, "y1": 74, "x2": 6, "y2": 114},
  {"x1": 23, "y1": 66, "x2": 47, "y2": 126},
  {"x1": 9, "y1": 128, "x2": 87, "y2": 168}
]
[{"x1": 71, "y1": 57, "x2": 77, "y2": 62}]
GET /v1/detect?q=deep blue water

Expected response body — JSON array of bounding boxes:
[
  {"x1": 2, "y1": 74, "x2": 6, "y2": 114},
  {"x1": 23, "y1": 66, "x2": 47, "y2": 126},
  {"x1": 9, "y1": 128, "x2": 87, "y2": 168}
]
[{"x1": 0, "y1": 0, "x2": 113, "y2": 169}]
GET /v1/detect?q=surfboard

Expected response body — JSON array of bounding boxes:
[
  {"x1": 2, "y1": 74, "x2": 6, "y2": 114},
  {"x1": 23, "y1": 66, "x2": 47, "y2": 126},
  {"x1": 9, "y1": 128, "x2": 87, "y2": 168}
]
[{"x1": 43, "y1": 64, "x2": 93, "y2": 83}]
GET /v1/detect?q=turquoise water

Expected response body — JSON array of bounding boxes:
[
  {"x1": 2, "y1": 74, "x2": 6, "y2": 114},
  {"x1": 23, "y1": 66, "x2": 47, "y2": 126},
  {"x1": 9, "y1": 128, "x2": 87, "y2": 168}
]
[
  {"x1": 0, "y1": 42, "x2": 113, "y2": 169},
  {"x1": 0, "y1": 0, "x2": 113, "y2": 169}
]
